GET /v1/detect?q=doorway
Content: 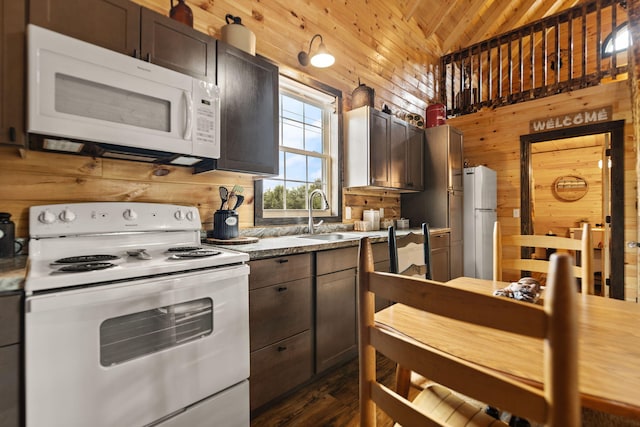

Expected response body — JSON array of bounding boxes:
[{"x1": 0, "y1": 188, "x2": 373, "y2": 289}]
[{"x1": 520, "y1": 120, "x2": 625, "y2": 299}]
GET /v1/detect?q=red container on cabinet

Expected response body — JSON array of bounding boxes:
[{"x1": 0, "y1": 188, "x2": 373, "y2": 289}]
[{"x1": 426, "y1": 104, "x2": 446, "y2": 127}]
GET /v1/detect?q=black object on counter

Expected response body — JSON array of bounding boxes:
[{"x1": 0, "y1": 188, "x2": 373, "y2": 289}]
[
  {"x1": 0, "y1": 213, "x2": 16, "y2": 258},
  {"x1": 212, "y1": 210, "x2": 239, "y2": 240}
]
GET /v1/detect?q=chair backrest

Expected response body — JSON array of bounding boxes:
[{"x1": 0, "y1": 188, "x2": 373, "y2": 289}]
[
  {"x1": 388, "y1": 223, "x2": 432, "y2": 279},
  {"x1": 358, "y1": 237, "x2": 580, "y2": 427},
  {"x1": 493, "y1": 221, "x2": 594, "y2": 294}
]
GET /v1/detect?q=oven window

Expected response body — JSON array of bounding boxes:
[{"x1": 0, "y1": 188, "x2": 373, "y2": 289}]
[
  {"x1": 55, "y1": 73, "x2": 171, "y2": 132},
  {"x1": 99, "y1": 298, "x2": 213, "y2": 366}
]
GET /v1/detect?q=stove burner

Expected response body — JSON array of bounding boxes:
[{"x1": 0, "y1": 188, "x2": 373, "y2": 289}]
[
  {"x1": 169, "y1": 249, "x2": 221, "y2": 259},
  {"x1": 167, "y1": 246, "x2": 203, "y2": 252},
  {"x1": 55, "y1": 255, "x2": 120, "y2": 264},
  {"x1": 57, "y1": 262, "x2": 117, "y2": 272}
]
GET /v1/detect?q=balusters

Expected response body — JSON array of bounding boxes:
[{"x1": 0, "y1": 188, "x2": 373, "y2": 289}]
[{"x1": 437, "y1": 0, "x2": 622, "y2": 117}]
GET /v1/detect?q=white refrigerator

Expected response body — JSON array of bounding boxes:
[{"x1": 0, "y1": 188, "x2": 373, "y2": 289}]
[{"x1": 463, "y1": 166, "x2": 497, "y2": 279}]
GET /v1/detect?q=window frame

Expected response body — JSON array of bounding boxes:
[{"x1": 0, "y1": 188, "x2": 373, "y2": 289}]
[
  {"x1": 254, "y1": 74, "x2": 343, "y2": 226},
  {"x1": 602, "y1": 22, "x2": 630, "y2": 58}
]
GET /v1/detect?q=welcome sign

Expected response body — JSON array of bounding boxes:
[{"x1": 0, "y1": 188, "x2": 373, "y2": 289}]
[{"x1": 529, "y1": 106, "x2": 613, "y2": 133}]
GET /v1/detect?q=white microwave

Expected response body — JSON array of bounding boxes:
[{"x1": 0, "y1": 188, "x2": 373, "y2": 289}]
[{"x1": 27, "y1": 24, "x2": 220, "y2": 172}]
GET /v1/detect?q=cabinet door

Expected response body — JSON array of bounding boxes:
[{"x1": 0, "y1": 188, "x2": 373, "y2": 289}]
[
  {"x1": 0, "y1": 345, "x2": 20, "y2": 427},
  {"x1": 316, "y1": 268, "x2": 357, "y2": 373},
  {"x1": 389, "y1": 117, "x2": 408, "y2": 188},
  {"x1": 449, "y1": 126, "x2": 464, "y2": 190},
  {"x1": 217, "y1": 41, "x2": 279, "y2": 175},
  {"x1": 0, "y1": 294, "x2": 21, "y2": 346},
  {"x1": 140, "y1": 8, "x2": 215, "y2": 80},
  {"x1": 369, "y1": 109, "x2": 390, "y2": 186},
  {"x1": 431, "y1": 233, "x2": 450, "y2": 281},
  {"x1": 29, "y1": 0, "x2": 140, "y2": 56},
  {"x1": 406, "y1": 126, "x2": 424, "y2": 191},
  {"x1": 0, "y1": 0, "x2": 25, "y2": 146}
]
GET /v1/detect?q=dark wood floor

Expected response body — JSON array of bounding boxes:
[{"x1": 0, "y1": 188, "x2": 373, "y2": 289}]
[
  {"x1": 250, "y1": 354, "x2": 640, "y2": 427},
  {"x1": 250, "y1": 354, "x2": 400, "y2": 427}
]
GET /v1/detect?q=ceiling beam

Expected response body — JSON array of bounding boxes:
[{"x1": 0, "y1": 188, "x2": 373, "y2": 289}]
[
  {"x1": 466, "y1": 0, "x2": 521, "y2": 46},
  {"x1": 402, "y1": 0, "x2": 422, "y2": 21},
  {"x1": 441, "y1": 0, "x2": 494, "y2": 53},
  {"x1": 418, "y1": 0, "x2": 460, "y2": 40}
]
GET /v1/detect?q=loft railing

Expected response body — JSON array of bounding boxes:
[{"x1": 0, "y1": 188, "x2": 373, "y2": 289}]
[{"x1": 440, "y1": 0, "x2": 629, "y2": 116}]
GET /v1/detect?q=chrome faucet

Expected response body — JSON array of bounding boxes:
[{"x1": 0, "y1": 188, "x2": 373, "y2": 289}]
[{"x1": 308, "y1": 189, "x2": 330, "y2": 234}]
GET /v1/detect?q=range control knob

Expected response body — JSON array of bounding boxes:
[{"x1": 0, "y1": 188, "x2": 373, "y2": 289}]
[
  {"x1": 174, "y1": 210, "x2": 186, "y2": 221},
  {"x1": 59, "y1": 209, "x2": 77, "y2": 223},
  {"x1": 186, "y1": 211, "x2": 195, "y2": 221},
  {"x1": 38, "y1": 210, "x2": 56, "y2": 224},
  {"x1": 123, "y1": 209, "x2": 138, "y2": 221}
]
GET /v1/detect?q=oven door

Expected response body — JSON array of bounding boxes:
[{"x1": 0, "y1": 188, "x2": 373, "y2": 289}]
[{"x1": 25, "y1": 264, "x2": 249, "y2": 427}]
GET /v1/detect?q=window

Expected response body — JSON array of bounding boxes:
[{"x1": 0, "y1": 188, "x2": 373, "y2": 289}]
[
  {"x1": 255, "y1": 76, "x2": 342, "y2": 225},
  {"x1": 602, "y1": 22, "x2": 630, "y2": 58}
]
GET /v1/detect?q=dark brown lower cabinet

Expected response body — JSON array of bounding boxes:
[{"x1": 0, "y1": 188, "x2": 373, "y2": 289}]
[
  {"x1": 315, "y1": 247, "x2": 359, "y2": 373},
  {"x1": 0, "y1": 345, "x2": 20, "y2": 427},
  {"x1": 0, "y1": 292, "x2": 22, "y2": 427},
  {"x1": 431, "y1": 232, "x2": 451, "y2": 282},
  {"x1": 315, "y1": 268, "x2": 357, "y2": 373},
  {"x1": 250, "y1": 331, "x2": 312, "y2": 411},
  {"x1": 248, "y1": 254, "x2": 312, "y2": 411}
]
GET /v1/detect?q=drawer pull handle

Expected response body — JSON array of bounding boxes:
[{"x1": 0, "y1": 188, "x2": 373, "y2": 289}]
[
  {"x1": 277, "y1": 259, "x2": 289, "y2": 264},
  {"x1": 277, "y1": 286, "x2": 288, "y2": 292},
  {"x1": 277, "y1": 346, "x2": 288, "y2": 352}
]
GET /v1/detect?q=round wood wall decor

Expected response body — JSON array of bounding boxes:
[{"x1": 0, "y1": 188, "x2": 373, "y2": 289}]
[{"x1": 552, "y1": 175, "x2": 588, "y2": 201}]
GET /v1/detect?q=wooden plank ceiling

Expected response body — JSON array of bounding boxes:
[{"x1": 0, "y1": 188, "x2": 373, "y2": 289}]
[{"x1": 397, "y1": 0, "x2": 585, "y2": 55}]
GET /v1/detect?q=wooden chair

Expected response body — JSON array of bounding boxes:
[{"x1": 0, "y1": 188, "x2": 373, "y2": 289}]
[
  {"x1": 358, "y1": 237, "x2": 580, "y2": 426},
  {"x1": 388, "y1": 223, "x2": 432, "y2": 279},
  {"x1": 493, "y1": 221, "x2": 595, "y2": 295},
  {"x1": 388, "y1": 223, "x2": 433, "y2": 398}
]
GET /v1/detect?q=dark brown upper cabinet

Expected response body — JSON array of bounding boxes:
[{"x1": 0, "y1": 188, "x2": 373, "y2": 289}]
[
  {"x1": 216, "y1": 41, "x2": 279, "y2": 175},
  {"x1": 0, "y1": 0, "x2": 26, "y2": 146},
  {"x1": 29, "y1": 0, "x2": 215, "y2": 80}
]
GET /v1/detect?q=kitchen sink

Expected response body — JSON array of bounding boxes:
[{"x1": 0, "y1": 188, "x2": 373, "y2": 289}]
[{"x1": 297, "y1": 233, "x2": 358, "y2": 241}]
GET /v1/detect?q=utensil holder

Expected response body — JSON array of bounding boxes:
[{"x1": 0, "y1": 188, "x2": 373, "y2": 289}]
[{"x1": 212, "y1": 210, "x2": 239, "y2": 239}]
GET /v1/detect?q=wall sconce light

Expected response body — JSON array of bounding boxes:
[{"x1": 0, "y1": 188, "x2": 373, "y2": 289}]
[{"x1": 298, "y1": 34, "x2": 335, "y2": 68}]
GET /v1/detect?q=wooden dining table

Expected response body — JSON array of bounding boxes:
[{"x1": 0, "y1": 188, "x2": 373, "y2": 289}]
[{"x1": 374, "y1": 276, "x2": 640, "y2": 420}]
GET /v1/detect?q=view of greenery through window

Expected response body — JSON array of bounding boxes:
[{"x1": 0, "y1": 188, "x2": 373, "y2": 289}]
[
  {"x1": 263, "y1": 179, "x2": 323, "y2": 210},
  {"x1": 263, "y1": 90, "x2": 329, "y2": 211}
]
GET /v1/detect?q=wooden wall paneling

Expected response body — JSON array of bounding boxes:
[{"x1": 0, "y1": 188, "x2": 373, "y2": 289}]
[
  {"x1": 342, "y1": 189, "x2": 401, "y2": 224},
  {"x1": 532, "y1": 145, "x2": 603, "y2": 236},
  {"x1": 448, "y1": 80, "x2": 636, "y2": 300},
  {"x1": 0, "y1": 147, "x2": 256, "y2": 236},
  {"x1": 135, "y1": 0, "x2": 439, "y2": 115}
]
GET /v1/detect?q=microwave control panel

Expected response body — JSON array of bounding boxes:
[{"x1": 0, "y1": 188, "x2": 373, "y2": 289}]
[{"x1": 193, "y1": 80, "x2": 220, "y2": 155}]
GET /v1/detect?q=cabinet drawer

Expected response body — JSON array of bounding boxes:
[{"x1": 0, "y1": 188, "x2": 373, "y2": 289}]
[
  {"x1": 431, "y1": 232, "x2": 450, "y2": 250},
  {"x1": 316, "y1": 246, "x2": 358, "y2": 275},
  {"x1": 0, "y1": 294, "x2": 21, "y2": 347},
  {"x1": 372, "y1": 242, "x2": 390, "y2": 264},
  {"x1": 250, "y1": 331, "x2": 312, "y2": 411},
  {"x1": 249, "y1": 253, "x2": 311, "y2": 290},
  {"x1": 249, "y1": 277, "x2": 311, "y2": 351}
]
